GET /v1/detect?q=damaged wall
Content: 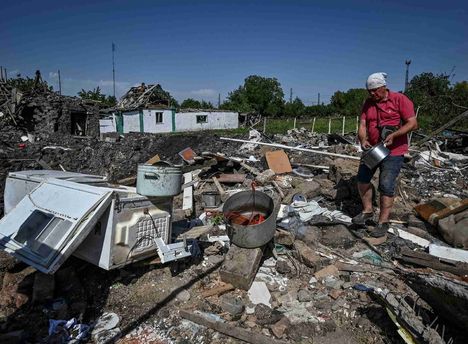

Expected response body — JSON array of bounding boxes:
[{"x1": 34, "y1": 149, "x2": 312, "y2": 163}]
[{"x1": 1, "y1": 82, "x2": 101, "y2": 137}]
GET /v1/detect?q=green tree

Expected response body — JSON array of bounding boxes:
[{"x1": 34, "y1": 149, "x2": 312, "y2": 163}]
[
  {"x1": 200, "y1": 100, "x2": 214, "y2": 109},
  {"x1": 330, "y1": 88, "x2": 368, "y2": 116},
  {"x1": 452, "y1": 81, "x2": 468, "y2": 109},
  {"x1": 180, "y1": 98, "x2": 214, "y2": 109},
  {"x1": 304, "y1": 104, "x2": 335, "y2": 117},
  {"x1": 78, "y1": 87, "x2": 116, "y2": 107},
  {"x1": 223, "y1": 75, "x2": 285, "y2": 116},
  {"x1": 7, "y1": 73, "x2": 53, "y2": 93},
  {"x1": 180, "y1": 98, "x2": 202, "y2": 108},
  {"x1": 405, "y1": 72, "x2": 452, "y2": 128},
  {"x1": 284, "y1": 97, "x2": 305, "y2": 117}
]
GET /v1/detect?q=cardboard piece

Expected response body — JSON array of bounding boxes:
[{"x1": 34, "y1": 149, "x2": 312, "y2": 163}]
[{"x1": 265, "y1": 150, "x2": 292, "y2": 174}]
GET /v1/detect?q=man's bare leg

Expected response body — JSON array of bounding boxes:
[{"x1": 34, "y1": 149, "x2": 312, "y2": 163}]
[
  {"x1": 357, "y1": 183, "x2": 373, "y2": 213},
  {"x1": 378, "y1": 195, "x2": 394, "y2": 223}
]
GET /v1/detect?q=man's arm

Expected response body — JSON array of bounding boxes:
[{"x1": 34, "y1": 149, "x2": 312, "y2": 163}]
[
  {"x1": 384, "y1": 116, "x2": 418, "y2": 146},
  {"x1": 358, "y1": 118, "x2": 372, "y2": 149}
]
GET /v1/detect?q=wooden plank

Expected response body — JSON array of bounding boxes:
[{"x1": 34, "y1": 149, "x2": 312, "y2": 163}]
[
  {"x1": 182, "y1": 172, "x2": 193, "y2": 214},
  {"x1": 265, "y1": 150, "x2": 292, "y2": 174},
  {"x1": 388, "y1": 228, "x2": 430, "y2": 248},
  {"x1": 399, "y1": 248, "x2": 468, "y2": 276},
  {"x1": 212, "y1": 177, "x2": 226, "y2": 197},
  {"x1": 418, "y1": 109, "x2": 468, "y2": 144},
  {"x1": 272, "y1": 181, "x2": 285, "y2": 198},
  {"x1": 179, "y1": 310, "x2": 288, "y2": 344},
  {"x1": 145, "y1": 154, "x2": 161, "y2": 165},
  {"x1": 429, "y1": 244, "x2": 468, "y2": 264},
  {"x1": 176, "y1": 225, "x2": 213, "y2": 240},
  {"x1": 117, "y1": 175, "x2": 137, "y2": 186},
  {"x1": 201, "y1": 283, "x2": 235, "y2": 297},
  {"x1": 217, "y1": 173, "x2": 246, "y2": 183}
]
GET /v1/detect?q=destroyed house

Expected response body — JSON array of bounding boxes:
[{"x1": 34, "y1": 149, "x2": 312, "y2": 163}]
[
  {"x1": 0, "y1": 80, "x2": 101, "y2": 137},
  {"x1": 99, "y1": 83, "x2": 239, "y2": 134}
]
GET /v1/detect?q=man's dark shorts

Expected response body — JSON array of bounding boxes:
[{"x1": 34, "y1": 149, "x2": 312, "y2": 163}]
[{"x1": 357, "y1": 155, "x2": 404, "y2": 197}]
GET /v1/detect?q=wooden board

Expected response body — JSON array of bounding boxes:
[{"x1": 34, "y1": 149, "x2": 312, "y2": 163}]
[
  {"x1": 216, "y1": 173, "x2": 246, "y2": 183},
  {"x1": 414, "y1": 199, "x2": 468, "y2": 225},
  {"x1": 265, "y1": 150, "x2": 292, "y2": 174},
  {"x1": 146, "y1": 154, "x2": 161, "y2": 165}
]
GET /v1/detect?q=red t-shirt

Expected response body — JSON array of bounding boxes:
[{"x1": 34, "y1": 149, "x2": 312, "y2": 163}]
[{"x1": 361, "y1": 91, "x2": 415, "y2": 156}]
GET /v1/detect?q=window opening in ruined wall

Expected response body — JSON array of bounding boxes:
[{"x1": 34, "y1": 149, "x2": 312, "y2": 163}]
[
  {"x1": 196, "y1": 115, "x2": 207, "y2": 124},
  {"x1": 155, "y1": 112, "x2": 163, "y2": 124}
]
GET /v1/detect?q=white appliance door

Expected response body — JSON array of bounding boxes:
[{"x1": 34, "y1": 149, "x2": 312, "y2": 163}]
[{"x1": 0, "y1": 179, "x2": 113, "y2": 273}]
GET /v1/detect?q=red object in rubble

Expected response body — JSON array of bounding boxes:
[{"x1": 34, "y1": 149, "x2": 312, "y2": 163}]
[{"x1": 18, "y1": 143, "x2": 26, "y2": 149}]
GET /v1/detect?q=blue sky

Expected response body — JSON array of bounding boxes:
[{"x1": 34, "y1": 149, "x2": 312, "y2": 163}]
[{"x1": 1, "y1": 0, "x2": 467, "y2": 105}]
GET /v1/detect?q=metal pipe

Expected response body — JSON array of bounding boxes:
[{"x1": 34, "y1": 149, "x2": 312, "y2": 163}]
[{"x1": 220, "y1": 137, "x2": 361, "y2": 160}]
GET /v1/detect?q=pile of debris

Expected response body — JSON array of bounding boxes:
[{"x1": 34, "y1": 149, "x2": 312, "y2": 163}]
[
  {"x1": 0, "y1": 126, "x2": 467, "y2": 344},
  {"x1": 117, "y1": 83, "x2": 173, "y2": 110},
  {"x1": 0, "y1": 74, "x2": 102, "y2": 139}
]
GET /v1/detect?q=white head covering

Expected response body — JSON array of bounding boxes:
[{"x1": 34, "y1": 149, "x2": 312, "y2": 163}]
[{"x1": 366, "y1": 72, "x2": 387, "y2": 89}]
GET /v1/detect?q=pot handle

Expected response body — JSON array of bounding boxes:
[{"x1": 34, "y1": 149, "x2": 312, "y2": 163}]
[{"x1": 144, "y1": 172, "x2": 160, "y2": 180}]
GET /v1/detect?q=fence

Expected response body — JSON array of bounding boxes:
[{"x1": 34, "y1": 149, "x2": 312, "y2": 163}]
[{"x1": 254, "y1": 116, "x2": 359, "y2": 135}]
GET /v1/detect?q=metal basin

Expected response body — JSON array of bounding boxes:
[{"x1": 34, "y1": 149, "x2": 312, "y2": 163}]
[
  {"x1": 223, "y1": 190, "x2": 277, "y2": 248},
  {"x1": 361, "y1": 142, "x2": 390, "y2": 169},
  {"x1": 136, "y1": 162, "x2": 182, "y2": 197}
]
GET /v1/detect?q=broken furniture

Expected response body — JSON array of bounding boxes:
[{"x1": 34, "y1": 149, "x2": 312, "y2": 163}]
[{"x1": 0, "y1": 170, "x2": 192, "y2": 273}]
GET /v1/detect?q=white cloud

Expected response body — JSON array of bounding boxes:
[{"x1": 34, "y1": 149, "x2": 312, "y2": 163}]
[
  {"x1": 190, "y1": 88, "x2": 217, "y2": 97},
  {"x1": 49, "y1": 71, "x2": 59, "y2": 79}
]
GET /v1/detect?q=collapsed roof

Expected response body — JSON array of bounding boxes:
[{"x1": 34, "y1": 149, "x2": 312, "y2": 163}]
[{"x1": 117, "y1": 83, "x2": 173, "y2": 110}]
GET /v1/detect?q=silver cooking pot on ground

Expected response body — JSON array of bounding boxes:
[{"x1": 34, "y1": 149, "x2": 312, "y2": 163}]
[{"x1": 361, "y1": 142, "x2": 390, "y2": 169}]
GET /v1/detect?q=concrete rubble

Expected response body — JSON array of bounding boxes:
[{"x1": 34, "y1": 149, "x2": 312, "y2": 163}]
[{"x1": 0, "y1": 99, "x2": 467, "y2": 344}]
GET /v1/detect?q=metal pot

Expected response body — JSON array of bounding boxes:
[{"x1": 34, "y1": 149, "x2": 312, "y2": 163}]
[
  {"x1": 223, "y1": 190, "x2": 277, "y2": 248},
  {"x1": 361, "y1": 142, "x2": 390, "y2": 169},
  {"x1": 136, "y1": 162, "x2": 182, "y2": 197}
]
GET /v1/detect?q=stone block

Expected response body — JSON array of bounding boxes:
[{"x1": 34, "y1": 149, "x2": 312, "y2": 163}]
[
  {"x1": 293, "y1": 241, "x2": 322, "y2": 270},
  {"x1": 274, "y1": 229, "x2": 294, "y2": 246},
  {"x1": 219, "y1": 244, "x2": 263, "y2": 290},
  {"x1": 314, "y1": 265, "x2": 339, "y2": 280},
  {"x1": 320, "y1": 224, "x2": 355, "y2": 248},
  {"x1": 270, "y1": 317, "x2": 290, "y2": 338},
  {"x1": 219, "y1": 294, "x2": 245, "y2": 317}
]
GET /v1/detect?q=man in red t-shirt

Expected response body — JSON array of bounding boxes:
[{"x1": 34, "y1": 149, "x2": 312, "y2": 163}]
[{"x1": 353, "y1": 72, "x2": 418, "y2": 237}]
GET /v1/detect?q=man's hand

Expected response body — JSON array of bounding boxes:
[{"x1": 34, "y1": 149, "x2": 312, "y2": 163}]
[
  {"x1": 361, "y1": 140, "x2": 372, "y2": 150},
  {"x1": 384, "y1": 133, "x2": 396, "y2": 146}
]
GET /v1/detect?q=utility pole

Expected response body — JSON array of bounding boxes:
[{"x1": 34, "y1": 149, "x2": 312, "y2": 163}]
[
  {"x1": 289, "y1": 88, "x2": 293, "y2": 103},
  {"x1": 317, "y1": 93, "x2": 320, "y2": 106},
  {"x1": 58, "y1": 70, "x2": 62, "y2": 95},
  {"x1": 0, "y1": 66, "x2": 3, "y2": 81},
  {"x1": 112, "y1": 43, "x2": 116, "y2": 98},
  {"x1": 218, "y1": 93, "x2": 221, "y2": 108},
  {"x1": 405, "y1": 60, "x2": 411, "y2": 92}
]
